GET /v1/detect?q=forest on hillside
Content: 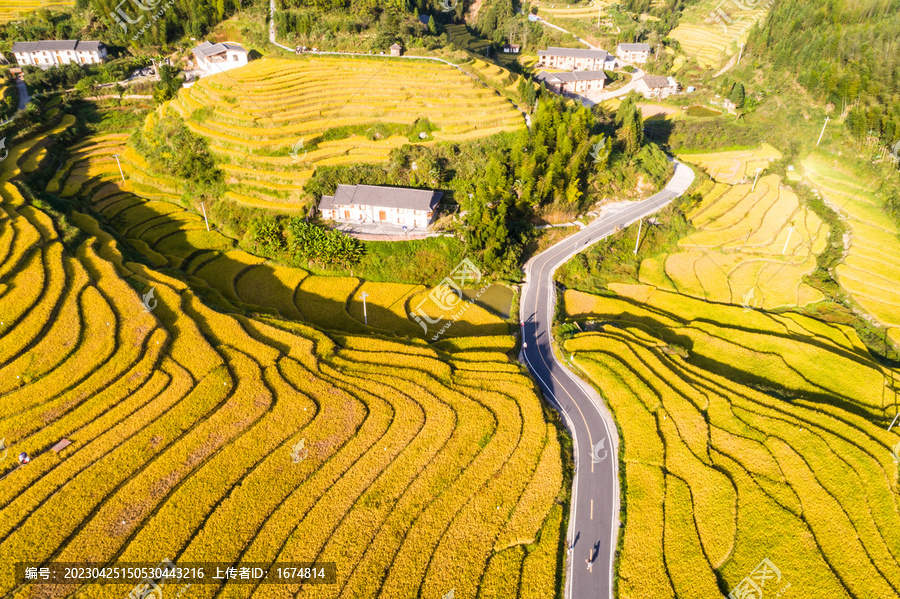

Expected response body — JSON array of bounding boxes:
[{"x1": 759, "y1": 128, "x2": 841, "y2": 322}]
[{"x1": 749, "y1": 0, "x2": 900, "y2": 146}]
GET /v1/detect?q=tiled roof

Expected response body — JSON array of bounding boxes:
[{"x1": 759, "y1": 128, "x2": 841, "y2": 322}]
[
  {"x1": 319, "y1": 184, "x2": 443, "y2": 212},
  {"x1": 618, "y1": 43, "x2": 651, "y2": 52},
  {"x1": 192, "y1": 41, "x2": 247, "y2": 57},
  {"x1": 538, "y1": 46, "x2": 609, "y2": 61},
  {"x1": 639, "y1": 75, "x2": 672, "y2": 89},
  {"x1": 535, "y1": 69, "x2": 607, "y2": 83},
  {"x1": 12, "y1": 40, "x2": 105, "y2": 53}
]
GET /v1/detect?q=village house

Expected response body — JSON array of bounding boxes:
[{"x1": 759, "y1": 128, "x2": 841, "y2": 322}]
[
  {"x1": 616, "y1": 42, "x2": 651, "y2": 63},
  {"x1": 11, "y1": 40, "x2": 107, "y2": 68},
  {"x1": 390, "y1": 43, "x2": 403, "y2": 57},
  {"x1": 318, "y1": 184, "x2": 443, "y2": 230},
  {"x1": 502, "y1": 44, "x2": 521, "y2": 54},
  {"x1": 537, "y1": 47, "x2": 614, "y2": 71},
  {"x1": 191, "y1": 41, "x2": 248, "y2": 75},
  {"x1": 535, "y1": 70, "x2": 607, "y2": 95},
  {"x1": 634, "y1": 75, "x2": 680, "y2": 99}
]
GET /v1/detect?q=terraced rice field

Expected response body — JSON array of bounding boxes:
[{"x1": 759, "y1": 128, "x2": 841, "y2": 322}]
[
  {"x1": 0, "y1": 118, "x2": 565, "y2": 599},
  {"x1": 533, "y1": 1, "x2": 606, "y2": 20},
  {"x1": 169, "y1": 56, "x2": 524, "y2": 211},
  {"x1": 52, "y1": 134, "x2": 509, "y2": 340},
  {"x1": 562, "y1": 284, "x2": 900, "y2": 598},
  {"x1": 801, "y1": 152, "x2": 900, "y2": 346},
  {"x1": 0, "y1": 0, "x2": 71, "y2": 22},
  {"x1": 446, "y1": 24, "x2": 491, "y2": 54},
  {"x1": 639, "y1": 146, "x2": 827, "y2": 309},
  {"x1": 682, "y1": 143, "x2": 782, "y2": 184},
  {"x1": 670, "y1": 0, "x2": 772, "y2": 67}
]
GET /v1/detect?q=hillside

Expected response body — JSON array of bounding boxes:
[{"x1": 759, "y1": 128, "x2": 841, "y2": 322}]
[
  {"x1": 0, "y1": 114, "x2": 566, "y2": 599},
  {"x1": 669, "y1": 0, "x2": 771, "y2": 68},
  {"x1": 562, "y1": 285, "x2": 900, "y2": 598},
  {"x1": 555, "y1": 145, "x2": 900, "y2": 598},
  {"x1": 52, "y1": 132, "x2": 510, "y2": 338},
  {"x1": 747, "y1": 0, "x2": 900, "y2": 148},
  {"x1": 167, "y1": 55, "x2": 525, "y2": 212}
]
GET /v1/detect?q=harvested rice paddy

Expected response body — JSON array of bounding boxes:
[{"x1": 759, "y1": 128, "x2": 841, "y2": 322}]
[
  {"x1": 0, "y1": 115, "x2": 564, "y2": 599},
  {"x1": 561, "y1": 285, "x2": 900, "y2": 598},
  {"x1": 168, "y1": 56, "x2": 524, "y2": 211}
]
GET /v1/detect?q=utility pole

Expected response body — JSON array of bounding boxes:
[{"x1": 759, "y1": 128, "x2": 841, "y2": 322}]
[
  {"x1": 200, "y1": 201, "x2": 210, "y2": 231},
  {"x1": 751, "y1": 167, "x2": 762, "y2": 192},
  {"x1": 360, "y1": 291, "x2": 369, "y2": 326},
  {"x1": 634, "y1": 219, "x2": 642, "y2": 255},
  {"x1": 112, "y1": 154, "x2": 125, "y2": 183},
  {"x1": 816, "y1": 116, "x2": 830, "y2": 146},
  {"x1": 782, "y1": 225, "x2": 794, "y2": 255}
]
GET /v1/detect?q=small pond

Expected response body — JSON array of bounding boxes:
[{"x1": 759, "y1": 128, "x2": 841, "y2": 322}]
[{"x1": 462, "y1": 284, "x2": 515, "y2": 318}]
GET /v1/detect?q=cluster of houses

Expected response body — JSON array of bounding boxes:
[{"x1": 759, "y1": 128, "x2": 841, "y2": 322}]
[
  {"x1": 7, "y1": 35, "x2": 682, "y2": 236},
  {"x1": 534, "y1": 43, "x2": 679, "y2": 100},
  {"x1": 9, "y1": 38, "x2": 249, "y2": 78}
]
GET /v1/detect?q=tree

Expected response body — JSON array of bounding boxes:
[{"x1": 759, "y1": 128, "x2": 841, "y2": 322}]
[
  {"x1": 249, "y1": 216, "x2": 285, "y2": 255},
  {"x1": 133, "y1": 111, "x2": 223, "y2": 188},
  {"x1": 153, "y1": 65, "x2": 183, "y2": 104},
  {"x1": 729, "y1": 82, "x2": 745, "y2": 109},
  {"x1": 615, "y1": 96, "x2": 644, "y2": 156}
]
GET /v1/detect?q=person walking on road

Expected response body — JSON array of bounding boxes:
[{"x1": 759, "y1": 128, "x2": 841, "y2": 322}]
[{"x1": 585, "y1": 557, "x2": 592, "y2": 573}]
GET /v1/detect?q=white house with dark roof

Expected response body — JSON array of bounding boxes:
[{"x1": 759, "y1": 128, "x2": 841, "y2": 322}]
[
  {"x1": 634, "y1": 75, "x2": 680, "y2": 99},
  {"x1": 318, "y1": 184, "x2": 443, "y2": 230},
  {"x1": 191, "y1": 41, "x2": 248, "y2": 75},
  {"x1": 11, "y1": 40, "x2": 107, "y2": 68},
  {"x1": 537, "y1": 47, "x2": 615, "y2": 71},
  {"x1": 616, "y1": 42, "x2": 651, "y2": 63},
  {"x1": 535, "y1": 70, "x2": 607, "y2": 94}
]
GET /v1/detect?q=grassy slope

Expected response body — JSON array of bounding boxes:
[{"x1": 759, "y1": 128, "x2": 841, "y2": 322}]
[{"x1": 57, "y1": 132, "x2": 509, "y2": 339}]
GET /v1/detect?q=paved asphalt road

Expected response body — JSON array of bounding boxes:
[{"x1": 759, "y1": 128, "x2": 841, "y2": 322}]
[{"x1": 519, "y1": 159, "x2": 695, "y2": 599}]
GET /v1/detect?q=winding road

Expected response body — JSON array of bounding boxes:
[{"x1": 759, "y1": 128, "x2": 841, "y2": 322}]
[{"x1": 519, "y1": 159, "x2": 695, "y2": 599}]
